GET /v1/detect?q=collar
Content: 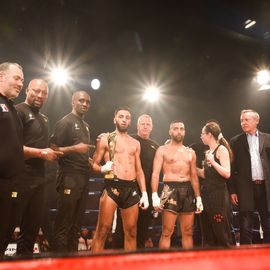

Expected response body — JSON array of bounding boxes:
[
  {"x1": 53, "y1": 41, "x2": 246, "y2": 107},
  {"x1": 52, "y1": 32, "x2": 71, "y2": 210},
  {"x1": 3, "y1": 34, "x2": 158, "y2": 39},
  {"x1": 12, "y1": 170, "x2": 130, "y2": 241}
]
[
  {"x1": 24, "y1": 102, "x2": 39, "y2": 113},
  {"x1": 0, "y1": 93, "x2": 14, "y2": 105},
  {"x1": 246, "y1": 130, "x2": 259, "y2": 137}
]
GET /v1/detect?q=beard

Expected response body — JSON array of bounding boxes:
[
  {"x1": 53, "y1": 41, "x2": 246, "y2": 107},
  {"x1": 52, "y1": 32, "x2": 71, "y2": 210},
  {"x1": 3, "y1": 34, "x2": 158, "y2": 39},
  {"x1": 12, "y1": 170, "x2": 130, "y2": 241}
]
[
  {"x1": 116, "y1": 122, "x2": 129, "y2": 133},
  {"x1": 171, "y1": 134, "x2": 184, "y2": 143}
]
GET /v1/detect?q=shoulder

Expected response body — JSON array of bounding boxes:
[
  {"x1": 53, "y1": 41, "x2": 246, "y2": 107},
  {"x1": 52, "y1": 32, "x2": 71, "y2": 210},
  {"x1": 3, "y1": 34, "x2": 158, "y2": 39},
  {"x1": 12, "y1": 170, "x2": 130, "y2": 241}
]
[
  {"x1": 259, "y1": 131, "x2": 270, "y2": 138},
  {"x1": 217, "y1": 144, "x2": 228, "y2": 155},
  {"x1": 157, "y1": 144, "x2": 167, "y2": 153},
  {"x1": 15, "y1": 102, "x2": 25, "y2": 110},
  {"x1": 129, "y1": 135, "x2": 140, "y2": 145},
  {"x1": 185, "y1": 146, "x2": 196, "y2": 159},
  {"x1": 149, "y1": 138, "x2": 160, "y2": 148},
  {"x1": 55, "y1": 113, "x2": 72, "y2": 126},
  {"x1": 40, "y1": 113, "x2": 48, "y2": 122},
  {"x1": 15, "y1": 102, "x2": 28, "y2": 113},
  {"x1": 230, "y1": 133, "x2": 245, "y2": 142}
]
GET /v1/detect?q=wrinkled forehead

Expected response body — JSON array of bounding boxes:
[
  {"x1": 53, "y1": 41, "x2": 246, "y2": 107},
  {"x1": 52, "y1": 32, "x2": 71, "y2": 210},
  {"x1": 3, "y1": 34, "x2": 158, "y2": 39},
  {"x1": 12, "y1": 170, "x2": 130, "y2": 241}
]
[{"x1": 138, "y1": 116, "x2": 152, "y2": 125}]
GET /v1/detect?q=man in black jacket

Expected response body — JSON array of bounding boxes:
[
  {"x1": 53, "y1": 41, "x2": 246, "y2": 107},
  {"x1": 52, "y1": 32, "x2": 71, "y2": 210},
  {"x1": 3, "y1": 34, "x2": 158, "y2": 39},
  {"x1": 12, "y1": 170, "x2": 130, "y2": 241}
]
[
  {"x1": 50, "y1": 90, "x2": 92, "y2": 252},
  {"x1": 229, "y1": 109, "x2": 270, "y2": 244},
  {"x1": 0, "y1": 62, "x2": 24, "y2": 256},
  {"x1": 14, "y1": 79, "x2": 62, "y2": 255}
]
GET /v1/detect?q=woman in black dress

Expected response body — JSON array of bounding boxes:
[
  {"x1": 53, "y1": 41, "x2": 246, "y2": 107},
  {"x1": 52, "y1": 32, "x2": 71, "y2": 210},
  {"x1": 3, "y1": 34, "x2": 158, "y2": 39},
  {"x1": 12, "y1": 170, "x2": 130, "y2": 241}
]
[{"x1": 197, "y1": 122, "x2": 233, "y2": 247}]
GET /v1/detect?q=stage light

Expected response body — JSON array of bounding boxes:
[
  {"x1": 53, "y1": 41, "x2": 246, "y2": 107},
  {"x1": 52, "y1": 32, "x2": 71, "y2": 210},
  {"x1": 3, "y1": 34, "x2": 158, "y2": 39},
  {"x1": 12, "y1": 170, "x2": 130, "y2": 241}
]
[
  {"x1": 256, "y1": 70, "x2": 270, "y2": 85},
  {"x1": 91, "y1": 78, "x2": 100, "y2": 90},
  {"x1": 258, "y1": 84, "x2": 270, "y2": 91},
  {"x1": 50, "y1": 67, "x2": 70, "y2": 86},
  {"x1": 245, "y1": 20, "x2": 256, "y2": 29},
  {"x1": 143, "y1": 86, "x2": 160, "y2": 102}
]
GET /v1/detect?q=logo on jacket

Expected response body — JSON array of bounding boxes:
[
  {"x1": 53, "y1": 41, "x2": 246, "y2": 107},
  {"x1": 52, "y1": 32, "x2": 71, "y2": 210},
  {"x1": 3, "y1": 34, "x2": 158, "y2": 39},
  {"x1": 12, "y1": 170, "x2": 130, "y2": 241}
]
[
  {"x1": 28, "y1": 113, "x2": 35, "y2": 120},
  {"x1": 75, "y1": 123, "x2": 80, "y2": 130},
  {"x1": 0, "y1": 104, "x2": 9, "y2": 112}
]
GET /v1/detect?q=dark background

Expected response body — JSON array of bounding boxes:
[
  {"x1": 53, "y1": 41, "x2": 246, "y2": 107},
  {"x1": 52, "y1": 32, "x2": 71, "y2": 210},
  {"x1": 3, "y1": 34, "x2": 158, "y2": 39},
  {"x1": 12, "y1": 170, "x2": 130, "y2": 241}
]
[{"x1": 1, "y1": 0, "x2": 270, "y2": 145}]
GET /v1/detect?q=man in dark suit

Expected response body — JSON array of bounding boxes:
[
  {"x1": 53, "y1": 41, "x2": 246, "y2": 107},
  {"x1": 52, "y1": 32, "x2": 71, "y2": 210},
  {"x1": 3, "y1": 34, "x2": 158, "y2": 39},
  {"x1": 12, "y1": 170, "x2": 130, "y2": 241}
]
[{"x1": 229, "y1": 109, "x2": 270, "y2": 244}]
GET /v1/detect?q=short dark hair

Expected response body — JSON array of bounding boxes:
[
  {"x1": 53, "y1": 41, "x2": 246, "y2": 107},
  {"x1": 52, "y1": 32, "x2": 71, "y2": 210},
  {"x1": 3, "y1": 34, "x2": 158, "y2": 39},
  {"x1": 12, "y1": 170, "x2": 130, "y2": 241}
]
[
  {"x1": 114, "y1": 106, "x2": 131, "y2": 116},
  {"x1": 169, "y1": 120, "x2": 184, "y2": 129}
]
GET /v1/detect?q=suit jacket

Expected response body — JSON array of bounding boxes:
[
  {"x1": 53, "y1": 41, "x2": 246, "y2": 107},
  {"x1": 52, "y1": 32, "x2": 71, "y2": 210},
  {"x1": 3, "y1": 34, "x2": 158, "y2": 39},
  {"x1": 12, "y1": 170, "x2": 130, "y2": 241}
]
[{"x1": 228, "y1": 131, "x2": 270, "y2": 211}]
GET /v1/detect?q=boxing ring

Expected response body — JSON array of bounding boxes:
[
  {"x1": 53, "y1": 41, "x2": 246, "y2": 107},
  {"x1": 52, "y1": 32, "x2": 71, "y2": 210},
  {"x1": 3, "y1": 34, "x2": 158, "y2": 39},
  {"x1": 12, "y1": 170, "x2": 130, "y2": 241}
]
[{"x1": 1, "y1": 246, "x2": 270, "y2": 270}]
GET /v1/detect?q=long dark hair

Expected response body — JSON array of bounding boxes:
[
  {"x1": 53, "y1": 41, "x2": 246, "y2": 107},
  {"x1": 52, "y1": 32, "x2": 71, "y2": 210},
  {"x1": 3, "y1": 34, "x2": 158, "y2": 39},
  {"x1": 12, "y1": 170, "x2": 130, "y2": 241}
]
[{"x1": 204, "y1": 123, "x2": 233, "y2": 162}]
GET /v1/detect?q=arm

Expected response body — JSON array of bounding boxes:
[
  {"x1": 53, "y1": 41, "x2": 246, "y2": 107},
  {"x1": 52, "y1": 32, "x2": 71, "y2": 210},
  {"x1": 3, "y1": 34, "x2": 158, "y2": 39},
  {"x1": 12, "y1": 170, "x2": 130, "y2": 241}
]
[
  {"x1": 190, "y1": 150, "x2": 200, "y2": 197},
  {"x1": 135, "y1": 141, "x2": 149, "y2": 210},
  {"x1": 135, "y1": 142, "x2": 146, "y2": 193},
  {"x1": 228, "y1": 139, "x2": 238, "y2": 205},
  {"x1": 207, "y1": 145, "x2": 231, "y2": 179},
  {"x1": 50, "y1": 119, "x2": 91, "y2": 156},
  {"x1": 92, "y1": 136, "x2": 108, "y2": 173},
  {"x1": 190, "y1": 150, "x2": 204, "y2": 213},
  {"x1": 151, "y1": 146, "x2": 163, "y2": 193},
  {"x1": 50, "y1": 142, "x2": 91, "y2": 155},
  {"x1": 23, "y1": 146, "x2": 63, "y2": 161},
  {"x1": 196, "y1": 167, "x2": 205, "y2": 179}
]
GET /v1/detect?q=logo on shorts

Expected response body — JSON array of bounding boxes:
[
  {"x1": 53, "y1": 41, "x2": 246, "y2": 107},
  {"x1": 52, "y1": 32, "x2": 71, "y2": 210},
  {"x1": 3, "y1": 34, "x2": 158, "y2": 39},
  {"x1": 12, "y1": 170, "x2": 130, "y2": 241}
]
[
  {"x1": 111, "y1": 188, "x2": 120, "y2": 196},
  {"x1": 167, "y1": 198, "x2": 177, "y2": 205},
  {"x1": 11, "y1": 192, "x2": 18, "y2": 198},
  {"x1": 132, "y1": 191, "x2": 137, "y2": 196},
  {"x1": 64, "y1": 189, "x2": 71, "y2": 195},
  {"x1": 0, "y1": 104, "x2": 9, "y2": 112}
]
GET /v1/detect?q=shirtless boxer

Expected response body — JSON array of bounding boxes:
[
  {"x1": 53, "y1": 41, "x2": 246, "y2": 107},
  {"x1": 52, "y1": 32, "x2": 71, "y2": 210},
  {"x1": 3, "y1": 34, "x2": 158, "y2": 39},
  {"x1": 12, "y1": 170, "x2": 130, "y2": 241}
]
[
  {"x1": 91, "y1": 106, "x2": 149, "y2": 253},
  {"x1": 151, "y1": 120, "x2": 203, "y2": 249}
]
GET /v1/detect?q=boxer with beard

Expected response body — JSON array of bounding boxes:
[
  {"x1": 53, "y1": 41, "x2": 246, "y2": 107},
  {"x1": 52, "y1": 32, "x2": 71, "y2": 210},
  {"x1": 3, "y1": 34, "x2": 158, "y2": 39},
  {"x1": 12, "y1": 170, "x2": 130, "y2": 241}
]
[
  {"x1": 151, "y1": 120, "x2": 203, "y2": 249},
  {"x1": 91, "y1": 106, "x2": 149, "y2": 253}
]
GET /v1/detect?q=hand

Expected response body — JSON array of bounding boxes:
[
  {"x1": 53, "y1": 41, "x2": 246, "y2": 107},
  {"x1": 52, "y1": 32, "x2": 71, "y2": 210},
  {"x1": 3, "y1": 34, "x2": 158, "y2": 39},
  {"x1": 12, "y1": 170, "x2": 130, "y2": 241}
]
[
  {"x1": 206, "y1": 152, "x2": 215, "y2": 166},
  {"x1": 231, "y1": 194, "x2": 238, "y2": 205},
  {"x1": 139, "y1": 191, "x2": 149, "y2": 210},
  {"x1": 40, "y1": 148, "x2": 63, "y2": 161},
  {"x1": 101, "y1": 161, "x2": 114, "y2": 173},
  {"x1": 195, "y1": 196, "x2": 204, "y2": 214},
  {"x1": 152, "y1": 192, "x2": 161, "y2": 211}
]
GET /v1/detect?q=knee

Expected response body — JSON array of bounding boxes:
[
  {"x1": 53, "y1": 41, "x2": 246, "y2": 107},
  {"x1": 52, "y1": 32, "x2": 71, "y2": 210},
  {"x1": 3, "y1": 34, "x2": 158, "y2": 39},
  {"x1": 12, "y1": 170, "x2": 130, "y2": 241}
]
[
  {"x1": 125, "y1": 225, "x2": 137, "y2": 239},
  {"x1": 182, "y1": 224, "x2": 193, "y2": 238},
  {"x1": 162, "y1": 226, "x2": 174, "y2": 238},
  {"x1": 96, "y1": 224, "x2": 111, "y2": 239}
]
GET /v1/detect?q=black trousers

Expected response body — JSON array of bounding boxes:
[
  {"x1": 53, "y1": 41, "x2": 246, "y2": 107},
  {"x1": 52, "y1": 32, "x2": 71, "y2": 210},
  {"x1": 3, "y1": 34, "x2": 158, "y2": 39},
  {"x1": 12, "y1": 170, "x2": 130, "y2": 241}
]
[
  {"x1": 0, "y1": 179, "x2": 16, "y2": 256},
  {"x1": 112, "y1": 206, "x2": 153, "y2": 249},
  {"x1": 53, "y1": 173, "x2": 89, "y2": 252},
  {"x1": 240, "y1": 183, "x2": 270, "y2": 244},
  {"x1": 15, "y1": 179, "x2": 45, "y2": 255},
  {"x1": 200, "y1": 189, "x2": 232, "y2": 248}
]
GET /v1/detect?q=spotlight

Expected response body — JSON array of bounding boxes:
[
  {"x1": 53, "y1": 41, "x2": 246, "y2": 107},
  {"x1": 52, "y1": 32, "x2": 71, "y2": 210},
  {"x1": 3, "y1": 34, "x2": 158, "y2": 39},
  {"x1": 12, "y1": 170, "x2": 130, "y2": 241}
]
[
  {"x1": 50, "y1": 67, "x2": 70, "y2": 86},
  {"x1": 256, "y1": 70, "x2": 270, "y2": 85},
  {"x1": 91, "y1": 78, "x2": 100, "y2": 90},
  {"x1": 245, "y1": 19, "x2": 256, "y2": 29},
  {"x1": 258, "y1": 84, "x2": 270, "y2": 91},
  {"x1": 143, "y1": 86, "x2": 160, "y2": 102}
]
